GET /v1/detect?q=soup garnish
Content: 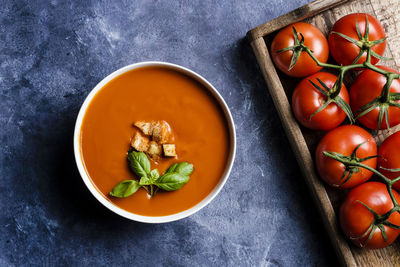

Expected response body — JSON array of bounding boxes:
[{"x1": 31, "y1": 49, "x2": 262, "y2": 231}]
[{"x1": 109, "y1": 120, "x2": 194, "y2": 198}]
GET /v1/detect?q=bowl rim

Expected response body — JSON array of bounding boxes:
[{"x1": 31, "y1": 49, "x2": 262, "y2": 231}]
[{"x1": 73, "y1": 61, "x2": 236, "y2": 223}]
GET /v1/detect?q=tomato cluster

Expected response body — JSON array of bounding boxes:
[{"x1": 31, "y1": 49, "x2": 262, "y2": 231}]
[{"x1": 271, "y1": 13, "x2": 400, "y2": 249}]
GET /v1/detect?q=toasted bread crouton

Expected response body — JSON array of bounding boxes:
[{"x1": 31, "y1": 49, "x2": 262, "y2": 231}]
[
  {"x1": 163, "y1": 144, "x2": 176, "y2": 157},
  {"x1": 152, "y1": 120, "x2": 170, "y2": 144},
  {"x1": 131, "y1": 132, "x2": 150, "y2": 152},
  {"x1": 134, "y1": 121, "x2": 153, "y2": 135},
  {"x1": 147, "y1": 141, "x2": 162, "y2": 159}
]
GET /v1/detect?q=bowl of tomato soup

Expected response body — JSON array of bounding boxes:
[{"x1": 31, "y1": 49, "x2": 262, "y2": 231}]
[{"x1": 74, "y1": 62, "x2": 236, "y2": 223}]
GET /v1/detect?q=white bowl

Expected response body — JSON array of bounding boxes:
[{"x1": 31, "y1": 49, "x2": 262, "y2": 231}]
[{"x1": 73, "y1": 61, "x2": 236, "y2": 223}]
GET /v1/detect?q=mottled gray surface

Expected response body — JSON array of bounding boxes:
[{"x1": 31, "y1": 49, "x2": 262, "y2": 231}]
[{"x1": 0, "y1": 1, "x2": 338, "y2": 266}]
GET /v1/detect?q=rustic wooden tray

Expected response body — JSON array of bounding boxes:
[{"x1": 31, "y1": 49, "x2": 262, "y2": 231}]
[{"x1": 247, "y1": 0, "x2": 400, "y2": 266}]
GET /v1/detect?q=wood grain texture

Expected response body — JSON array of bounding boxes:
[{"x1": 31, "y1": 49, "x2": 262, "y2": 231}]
[
  {"x1": 246, "y1": 0, "x2": 347, "y2": 41},
  {"x1": 247, "y1": 0, "x2": 400, "y2": 266}
]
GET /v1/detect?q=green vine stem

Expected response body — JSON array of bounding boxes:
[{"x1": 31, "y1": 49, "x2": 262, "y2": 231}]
[
  {"x1": 324, "y1": 150, "x2": 399, "y2": 205},
  {"x1": 326, "y1": 141, "x2": 380, "y2": 186},
  {"x1": 308, "y1": 78, "x2": 354, "y2": 123}
]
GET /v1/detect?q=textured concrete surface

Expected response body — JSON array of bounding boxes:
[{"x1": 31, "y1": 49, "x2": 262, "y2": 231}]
[{"x1": 1, "y1": 1, "x2": 339, "y2": 266}]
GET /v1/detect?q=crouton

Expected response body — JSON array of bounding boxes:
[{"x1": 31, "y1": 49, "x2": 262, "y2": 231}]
[
  {"x1": 147, "y1": 141, "x2": 162, "y2": 159},
  {"x1": 163, "y1": 144, "x2": 176, "y2": 157},
  {"x1": 134, "y1": 121, "x2": 153, "y2": 135},
  {"x1": 131, "y1": 132, "x2": 150, "y2": 152},
  {"x1": 152, "y1": 120, "x2": 170, "y2": 144}
]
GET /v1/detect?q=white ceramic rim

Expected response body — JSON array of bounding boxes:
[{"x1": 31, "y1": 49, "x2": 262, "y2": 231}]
[{"x1": 73, "y1": 61, "x2": 236, "y2": 223}]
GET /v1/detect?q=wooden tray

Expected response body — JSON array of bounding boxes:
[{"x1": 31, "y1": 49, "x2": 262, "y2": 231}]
[{"x1": 247, "y1": 0, "x2": 400, "y2": 266}]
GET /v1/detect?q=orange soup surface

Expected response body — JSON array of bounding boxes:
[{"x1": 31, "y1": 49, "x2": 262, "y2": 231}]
[{"x1": 80, "y1": 66, "x2": 230, "y2": 216}]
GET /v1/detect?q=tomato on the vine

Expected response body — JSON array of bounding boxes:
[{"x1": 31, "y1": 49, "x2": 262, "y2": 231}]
[
  {"x1": 271, "y1": 22, "x2": 329, "y2": 77},
  {"x1": 350, "y1": 66, "x2": 400, "y2": 130},
  {"x1": 340, "y1": 182, "x2": 400, "y2": 249},
  {"x1": 328, "y1": 13, "x2": 386, "y2": 66},
  {"x1": 292, "y1": 72, "x2": 350, "y2": 130},
  {"x1": 315, "y1": 125, "x2": 377, "y2": 189},
  {"x1": 379, "y1": 131, "x2": 400, "y2": 191}
]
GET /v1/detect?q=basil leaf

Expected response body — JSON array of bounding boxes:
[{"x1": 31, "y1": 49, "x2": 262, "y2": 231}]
[
  {"x1": 165, "y1": 163, "x2": 178, "y2": 173},
  {"x1": 139, "y1": 176, "x2": 152, "y2": 186},
  {"x1": 165, "y1": 162, "x2": 194, "y2": 176},
  {"x1": 150, "y1": 169, "x2": 160, "y2": 180},
  {"x1": 127, "y1": 151, "x2": 151, "y2": 178},
  {"x1": 109, "y1": 180, "x2": 140, "y2": 198},
  {"x1": 155, "y1": 173, "x2": 189, "y2": 191}
]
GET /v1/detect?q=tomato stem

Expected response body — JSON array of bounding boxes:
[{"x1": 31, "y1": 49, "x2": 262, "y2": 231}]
[
  {"x1": 303, "y1": 47, "x2": 341, "y2": 69},
  {"x1": 323, "y1": 150, "x2": 399, "y2": 207},
  {"x1": 307, "y1": 78, "x2": 354, "y2": 123},
  {"x1": 381, "y1": 74, "x2": 395, "y2": 103}
]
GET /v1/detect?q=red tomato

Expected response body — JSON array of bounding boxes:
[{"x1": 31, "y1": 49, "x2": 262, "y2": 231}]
[
  {"x1": 379, "y1": 131, "x2": 400, "y2": 191},
  {"x1": 271, "y1": 22, "x2": 329, "y2": 77},
  {"x1": 329, "y1": 13, "x2": 386, "y2": 66},
  {"x1": 292, "y1": 72, "x2": 350, "y2": 130},
  {"x1": 340, "y1": 182, "x2": 400, "y2": 249},
  {"x1": 350, "y1": 66, "x2": 400, "y2": 130},
  {"x1": 315, "y1": 125, "x2": 377, "y2": 188}
]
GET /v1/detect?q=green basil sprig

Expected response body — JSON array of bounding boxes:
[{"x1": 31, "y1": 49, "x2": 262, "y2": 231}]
[{"x1": 109, "y1": 151, "x2": 193, "y2": 198}]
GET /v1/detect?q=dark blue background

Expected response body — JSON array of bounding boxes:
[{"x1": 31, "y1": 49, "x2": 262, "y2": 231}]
[{"x1": 1, "y1": 0, "x2": 338, "y2": 266}]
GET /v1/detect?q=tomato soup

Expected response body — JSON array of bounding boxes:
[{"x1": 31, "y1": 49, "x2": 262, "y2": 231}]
[{"x1": 80, "y1": 66, "x2": 230, "y2": 216}]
